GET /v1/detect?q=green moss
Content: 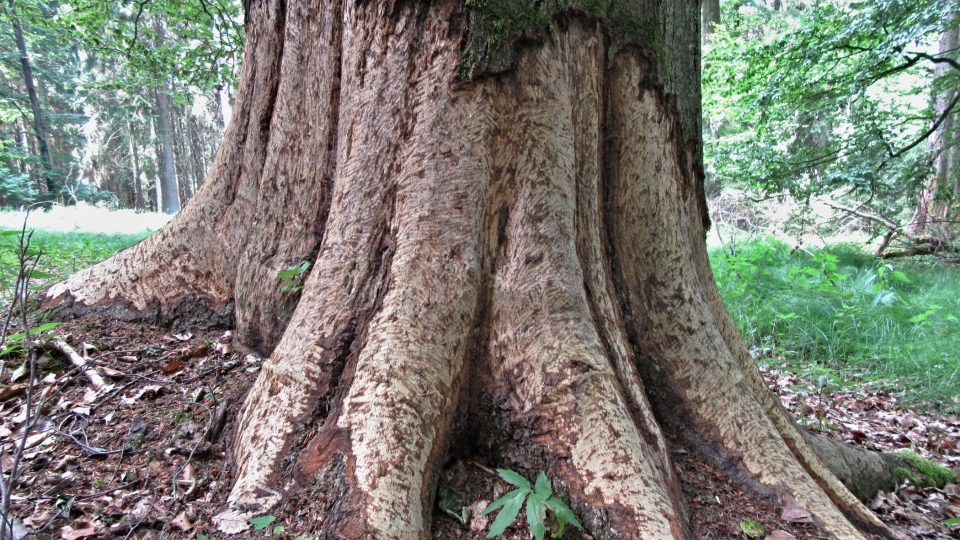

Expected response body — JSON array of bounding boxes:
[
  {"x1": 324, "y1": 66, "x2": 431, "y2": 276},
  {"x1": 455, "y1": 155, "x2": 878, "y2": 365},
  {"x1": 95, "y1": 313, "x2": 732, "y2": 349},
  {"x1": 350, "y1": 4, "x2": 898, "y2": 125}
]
[
  {"x1": 849, "y1": 481, "x2": 870, "y2": 502},
  {"x1": 462, "y1": 0, "x2": 658, "y2": 78},
  {"x1": 893, "y1": 451, "x2": 955, "y2": 488}
]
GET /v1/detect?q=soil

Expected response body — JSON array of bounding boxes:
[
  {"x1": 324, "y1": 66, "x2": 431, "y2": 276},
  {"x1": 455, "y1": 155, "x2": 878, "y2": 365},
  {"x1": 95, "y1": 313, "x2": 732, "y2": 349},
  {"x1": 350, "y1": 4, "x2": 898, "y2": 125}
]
[{"x1": 1, "y1": 317, "x2": 957, "y2": 539}]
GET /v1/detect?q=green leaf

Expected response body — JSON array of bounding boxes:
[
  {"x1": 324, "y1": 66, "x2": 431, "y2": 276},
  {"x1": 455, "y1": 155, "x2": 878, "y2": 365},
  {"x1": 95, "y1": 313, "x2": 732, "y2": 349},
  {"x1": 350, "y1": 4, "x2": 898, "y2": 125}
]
[
  {"x1": 33, "y1": 322, "x2": 60, "y2": 333},
  {"x1": 544, "y1": 496, "x2": 581, "y2": 530},
  {"x1": 739, "y1": 519, "x2": 766, "y2": 538},
  {"x1": 496, "y1": 468, "x2": 531, "y2": 490},
  {"x1": 482, "y1": 488, "x2": 526, "y2": 516},
  {"x1": 438, "y1": 486, "x2": 469, "y2": 525},
  {"x1": 944, "y1": 516, "x2": 960, "y2": 526},
  {"x1": 272, "y1": 525, "x2": 285, "y2": 534},
  {"x1": 525, "y1": 496, "x2": 546, "y2": 540},
  {"x1": 533, "y1": 472, "x2": 552, "y2": 499},
  {"x1": 249, "y1": 515, "x2": 277, "y2": 530},
  {"x1": 277, "y1": 267, "x2": 299, "y2": 279},
  {"x1": 486, "y1": 491, "x2": 525, "y2": 538}
]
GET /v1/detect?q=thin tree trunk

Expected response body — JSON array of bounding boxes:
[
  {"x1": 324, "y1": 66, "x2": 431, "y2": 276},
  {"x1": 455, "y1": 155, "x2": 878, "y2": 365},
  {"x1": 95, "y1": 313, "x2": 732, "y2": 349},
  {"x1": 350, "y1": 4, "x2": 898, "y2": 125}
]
[
  {"x1": 127, "y1": 122, "x2": 145, "y2": 210},
  {"x1": 151, "y1": 16, "x2": 181, "y2": 214},
  {"x1": 12, "y1": 17, "x2": 55, "y2": 197},
  {"x1": 149, "y1": 116, "x2": 163, "y2": 212},
  {"x1": 171, "y1": 101, "x2": 193, "y2": 204},
  {"x1": 154, "y1": 86, "x2": 181, "y2": 214},
  {"x1": 702, "y1": 0, "x2": 721, "y2": 46},
  {"x1": 187, "y1": 114, "x2": 206, "y2": 193},
  {"x1": 14, "y1": 118, "x2": 30, "y2": 177}
]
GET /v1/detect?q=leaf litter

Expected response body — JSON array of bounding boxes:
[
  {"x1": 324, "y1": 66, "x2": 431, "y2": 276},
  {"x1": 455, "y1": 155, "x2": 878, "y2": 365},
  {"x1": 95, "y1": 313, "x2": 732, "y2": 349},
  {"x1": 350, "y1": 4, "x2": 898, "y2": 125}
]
[{"x1": 0, "y1": 317, "x2": 955, "y2": 538}]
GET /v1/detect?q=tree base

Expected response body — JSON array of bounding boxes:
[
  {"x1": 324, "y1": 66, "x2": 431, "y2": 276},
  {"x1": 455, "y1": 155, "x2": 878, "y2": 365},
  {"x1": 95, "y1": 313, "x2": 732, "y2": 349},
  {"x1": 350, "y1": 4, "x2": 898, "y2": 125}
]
[{"x1": 47, "y1": 3, "x2": 904, "y2": 539}]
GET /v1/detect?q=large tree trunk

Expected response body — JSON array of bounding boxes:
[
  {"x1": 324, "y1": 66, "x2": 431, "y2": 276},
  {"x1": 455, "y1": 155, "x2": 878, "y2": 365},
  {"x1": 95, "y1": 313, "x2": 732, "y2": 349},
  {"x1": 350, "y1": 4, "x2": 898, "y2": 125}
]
[
  {"x1": 12, "y1": 17, "x2": 56, "y2": 197},
  {"x1": 910, "y1": 12, "x2": 959, "y2": 240},
  {"x1": 46, "y1": 2, "x2": 900, "y2": 538}
]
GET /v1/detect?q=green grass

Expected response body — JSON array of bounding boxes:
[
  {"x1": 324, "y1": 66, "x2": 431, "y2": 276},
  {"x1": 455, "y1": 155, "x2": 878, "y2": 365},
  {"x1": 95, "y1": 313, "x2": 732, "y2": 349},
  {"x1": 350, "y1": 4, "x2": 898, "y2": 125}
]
[
  {"x1": 3, "y1": 227, "x2": 957, "y2": 409},
  {"x1": 1, "y1": 228, "x2": 149, "y2": 302},
  {"x1": 711, "y1": 237, "x2": 960, "y2": 410}
]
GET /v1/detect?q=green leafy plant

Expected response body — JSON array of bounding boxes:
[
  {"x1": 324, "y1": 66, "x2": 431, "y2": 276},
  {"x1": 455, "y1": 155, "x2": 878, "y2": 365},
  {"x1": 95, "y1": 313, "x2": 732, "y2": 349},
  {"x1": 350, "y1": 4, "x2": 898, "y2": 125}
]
[
  {"x1": 249, "y1": 514, "x2": 277, "y2": 531},
  {"x1": 438, "y1": 486, "x2": 470, "y2": 526},
  {"x1": 277, "y1": 261, "x2": 311, "y2": 294},
  {"x1": 482, "y1": 469, "x2": 581, "y2": 540},
  {"x1": 0, "y1": 321, "x2": 60, "y2": 357},
  {"x1": 739, "y1": 519, "x2": 766, "y2": 538}
]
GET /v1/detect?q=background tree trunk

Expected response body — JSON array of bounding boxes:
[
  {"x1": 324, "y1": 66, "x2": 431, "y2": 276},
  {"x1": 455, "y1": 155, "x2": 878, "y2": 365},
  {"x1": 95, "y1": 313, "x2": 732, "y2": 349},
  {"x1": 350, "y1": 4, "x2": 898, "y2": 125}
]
[
  {"x1": 910, "y1": 12, "x2": 959, "y2": 239},
  {"x1": 12, "y1": 17, "x2": 56, "y2": 197},
  {"x1": 702, "y1": 0, "x2": 721, "y2": 46},
  {"x1": 127, "y1": 122, "x2": 146, "y2": 210},
  {"x1": 46, "y1": 2, "x2": 902, "y2": 538},
  {"x1": 154, "y1": 85, "x2": 181, "y2": 214}
]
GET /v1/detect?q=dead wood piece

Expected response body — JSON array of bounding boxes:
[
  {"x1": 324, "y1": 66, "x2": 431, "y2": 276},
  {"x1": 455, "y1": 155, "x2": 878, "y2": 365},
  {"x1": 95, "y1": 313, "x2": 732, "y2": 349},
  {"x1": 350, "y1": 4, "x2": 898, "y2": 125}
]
[
  {"x1": 0, "y1": 383, "x2": 28, "y2": 402},
  {"x1": 47, "y1": 338, "x2": 106, "y2": 389},
  {"x1": 204, "y1": 398, "x2": 231, "y2": 442}
]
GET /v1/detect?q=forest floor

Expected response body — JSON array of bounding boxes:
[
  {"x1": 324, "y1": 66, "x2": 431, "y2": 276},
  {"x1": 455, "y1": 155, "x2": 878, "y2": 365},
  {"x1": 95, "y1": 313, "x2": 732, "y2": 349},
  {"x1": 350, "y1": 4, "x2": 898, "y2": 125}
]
[{"x1": 0, "y1": 316, "x2": 957, "y2": 539}]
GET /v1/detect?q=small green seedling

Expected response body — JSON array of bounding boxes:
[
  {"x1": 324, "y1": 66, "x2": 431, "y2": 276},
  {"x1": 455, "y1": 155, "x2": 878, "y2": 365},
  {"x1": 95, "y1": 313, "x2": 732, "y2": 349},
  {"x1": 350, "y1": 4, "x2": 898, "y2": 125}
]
[
  {"x1": 438, "y1": 486, "x2": 470, "y2": 525},
  {"x1": 250, "y1": 514, "x2": 277, "y2": 532},
  {"x1": 482, "y1": 469, "x2": 581, "y2": 540},
  {"x1": 739, "y1": 519, "x2": 766, "y2": 538},
  {"x1": 277, "y1": 261, "x2": 311, "y2": 293}
]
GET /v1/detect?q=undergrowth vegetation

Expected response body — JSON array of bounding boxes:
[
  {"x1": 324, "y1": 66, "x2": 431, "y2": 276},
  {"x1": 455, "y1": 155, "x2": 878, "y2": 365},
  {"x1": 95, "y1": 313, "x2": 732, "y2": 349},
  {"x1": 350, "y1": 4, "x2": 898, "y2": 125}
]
[
  {"x1": 4, "y1": 227, "x2": 957, "y2": 412},
  {"x1": 0, "y1": 228, "x2": 148, "y2": 301},
  {"x1": 711, "y1": 237, "x2": 960, "y2": 410}
]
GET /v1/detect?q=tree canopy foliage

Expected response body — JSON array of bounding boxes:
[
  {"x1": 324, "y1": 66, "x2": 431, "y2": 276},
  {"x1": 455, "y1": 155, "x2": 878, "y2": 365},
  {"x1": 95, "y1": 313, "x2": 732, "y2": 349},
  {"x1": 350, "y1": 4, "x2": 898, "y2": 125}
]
[
  {"x1": 704, "y1": 0, "x2": 959, "y2": 236},
  {"x1": 0, "y1": 0, "x2": 242, "y2": 209}
]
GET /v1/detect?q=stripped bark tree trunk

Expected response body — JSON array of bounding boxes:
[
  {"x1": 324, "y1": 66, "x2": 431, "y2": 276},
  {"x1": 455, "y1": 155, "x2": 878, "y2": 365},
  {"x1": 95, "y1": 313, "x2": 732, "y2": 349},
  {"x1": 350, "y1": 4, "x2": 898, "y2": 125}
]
[{"x1": 46, "y1": 2, "x2": 902, "y2": 538}]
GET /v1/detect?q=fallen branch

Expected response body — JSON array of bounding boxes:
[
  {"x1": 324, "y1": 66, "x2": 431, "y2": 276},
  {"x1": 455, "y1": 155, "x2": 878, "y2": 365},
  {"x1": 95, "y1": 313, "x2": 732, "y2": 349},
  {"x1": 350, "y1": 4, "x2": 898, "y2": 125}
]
[
  {"x1": 204, "y1": 398, "x2": 231, "y2": 442},
  {"x1": 822, "y1": 200, "x2": 959, "y2": 258},
  {"x1": 46, "y1": 338, "x2": 106, "y2": 389}
]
